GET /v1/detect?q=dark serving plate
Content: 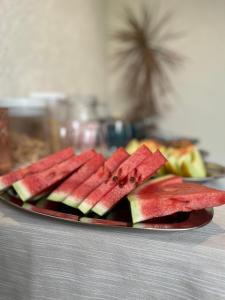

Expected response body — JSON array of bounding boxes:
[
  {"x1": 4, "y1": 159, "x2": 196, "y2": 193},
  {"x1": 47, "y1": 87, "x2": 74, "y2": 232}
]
[{"x1": 0, "y1": 191, "x2": 214, "y2": 232}]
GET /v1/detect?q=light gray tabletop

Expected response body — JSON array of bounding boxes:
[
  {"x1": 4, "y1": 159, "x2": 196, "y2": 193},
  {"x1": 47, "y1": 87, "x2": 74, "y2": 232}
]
[{"x1": 0, "y1": 179, "x2": 225, "y2": 300}]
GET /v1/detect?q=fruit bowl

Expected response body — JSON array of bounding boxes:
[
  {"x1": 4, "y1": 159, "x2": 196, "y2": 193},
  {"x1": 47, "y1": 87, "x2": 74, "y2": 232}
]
[
  {"x1": 125, "y1": 139, "x2": 225, "y2": 182},
  {"x1": 183, "y1": 162, "x2": 225, "y2": 183}
]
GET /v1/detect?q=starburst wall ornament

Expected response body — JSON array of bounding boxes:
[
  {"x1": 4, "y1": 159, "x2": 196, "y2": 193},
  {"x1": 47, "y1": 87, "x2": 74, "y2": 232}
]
[{"x1": 111, "y1": 5, "x2": 184, "y2": 121}]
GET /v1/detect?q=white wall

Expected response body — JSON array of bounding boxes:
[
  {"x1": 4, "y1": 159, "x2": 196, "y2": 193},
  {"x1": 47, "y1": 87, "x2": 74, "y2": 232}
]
[
  {"x1": 0, "y1": 0, "x2": 224, "y2": 162},
  {"x1": 107, "y1": 0, "x2": 225, "y2": 163},
  {"x1": 0, "y1": 0, "x2": 106, "y2": 101}
]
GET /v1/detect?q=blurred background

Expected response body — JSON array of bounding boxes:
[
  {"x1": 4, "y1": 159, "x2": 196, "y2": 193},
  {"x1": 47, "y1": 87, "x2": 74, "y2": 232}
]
[{"x1": 0, "y1": 0, "x2": 224, "y2": 175}]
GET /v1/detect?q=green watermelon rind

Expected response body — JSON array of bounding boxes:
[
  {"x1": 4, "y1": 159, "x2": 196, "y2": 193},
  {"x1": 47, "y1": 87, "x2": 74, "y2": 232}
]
[
  {"x1": 13, "y1": 181, "x2": 31, "y2": 202},
  {"x1": 128, "y1": 194, "x2": 142, "y2": 223},
  {"x1": 63, "y1": 196, "x2": 79, "y2": 208},
  {"x1": 92, "y1": 203, "x2": 107, "y2": 216},
  {"x1": 22, "y1": 203, "x2": 32, "y2": 210},
  {"x1": 78, "y1": 201, "x2": 93, "y2": 214},
  {"x1": 79, "y1": 217, "x2": 92, "y2": 224},
  {"x1": 62, "y1": 195, "x2": 81, "y2": 208},
  {"x1": 48, "y1": 191, "x2": 68, "y2": 202},
  {"x1": 132, "y1": 223, "x2": 146, "y2": 229}
]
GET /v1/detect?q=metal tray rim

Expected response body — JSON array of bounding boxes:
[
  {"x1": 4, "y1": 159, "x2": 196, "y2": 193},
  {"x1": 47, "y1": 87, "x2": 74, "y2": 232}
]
[{"x1": 0, "y1": 193, "x2": 214, "y2": 232}]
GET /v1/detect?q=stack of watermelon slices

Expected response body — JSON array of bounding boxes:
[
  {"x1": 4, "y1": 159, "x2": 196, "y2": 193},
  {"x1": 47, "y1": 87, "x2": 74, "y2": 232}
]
[
  {"x1": 2, "y1": 145, "x2": 225, "y2": 224},
  {"x1": 13, "y1": 149, "x2": 96, "y2": 201},
  {"x1": 92, "y1": 150, "x2": 166, "y2": 216},
  {"x1": 0, "y1": 147, "x2": 74, "y2": 191}
]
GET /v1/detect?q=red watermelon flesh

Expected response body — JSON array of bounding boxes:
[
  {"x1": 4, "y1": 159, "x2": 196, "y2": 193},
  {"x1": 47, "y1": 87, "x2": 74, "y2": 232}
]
[
  {"x1": 129, "y1": 182, "x2": 225, "y2": 223},
  {"x1": 68, "y1": 148, "x2": 129, "y2": 210},
  {"x1": 13, "y1": 149, "x2": 96, "y2": 201},
  {"x1": 48, "y1": 153, "x2": 105, "y2": 204},
  {"x1": 78, "y1": 145, "x2": 152, "y2": 214},
  {"x1": 0, "y1": 147, "x2": 74, "y2": 191},
  {"x1": 133, "y1": 174, "x2": 183, "y2": 194},
  {"x1": 92, "y1": 150, "x2": 167, "y2": 216}
]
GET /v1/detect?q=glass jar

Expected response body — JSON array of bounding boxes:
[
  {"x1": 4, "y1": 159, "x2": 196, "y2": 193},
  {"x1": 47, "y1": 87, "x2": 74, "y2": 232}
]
[
  {"x1": 0, "y1": 108, "x2": 11, "y2": 173},
  {"x1": 0, "y1": 98, "x2": 50, "y2": 168},
  {"x1": 67, "y1": 95, "x2": 106, "y2": 153},
  {"x1": 30, "y1": 92, "x2": 70, "y2": 152}
]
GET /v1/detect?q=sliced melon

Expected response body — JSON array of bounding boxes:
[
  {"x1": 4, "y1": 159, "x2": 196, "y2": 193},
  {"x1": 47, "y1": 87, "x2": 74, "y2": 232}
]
[
  {"x1": 126, "y1": 139, "x2": 139, "y2": 154},
  {"x1": 180, "y1": 148, "x2": 207, "y2": 178}
]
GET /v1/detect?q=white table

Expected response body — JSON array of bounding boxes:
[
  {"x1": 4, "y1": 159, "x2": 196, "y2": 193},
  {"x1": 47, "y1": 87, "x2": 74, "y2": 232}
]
[{"x1": 0, "y1": 179, "x2": 225, "y2": 300}]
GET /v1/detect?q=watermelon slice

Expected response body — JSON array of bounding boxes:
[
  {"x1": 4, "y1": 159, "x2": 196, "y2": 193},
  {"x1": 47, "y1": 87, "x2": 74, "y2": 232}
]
[
  {"x1": 48, "y1": 153, "x2": 105, "y2": 203},
  {"x1": 77, "y1": 145, "x2": 152, "y2": 214},
  {"x1": 128, "y1": 182, "x2": 225, "y2": 223},
  {"x1": 13, "y1": 149, "x2": 96, "y2": 201},
  {"x1": 92, "y1": 150, "x2": 166, "y2": 216},
  {"x1": 66, "y1": 148, "x2": 129, "y2": 210},
  {"x1": 0, "y1": 147, "x2": 74, "y2": 191}
]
